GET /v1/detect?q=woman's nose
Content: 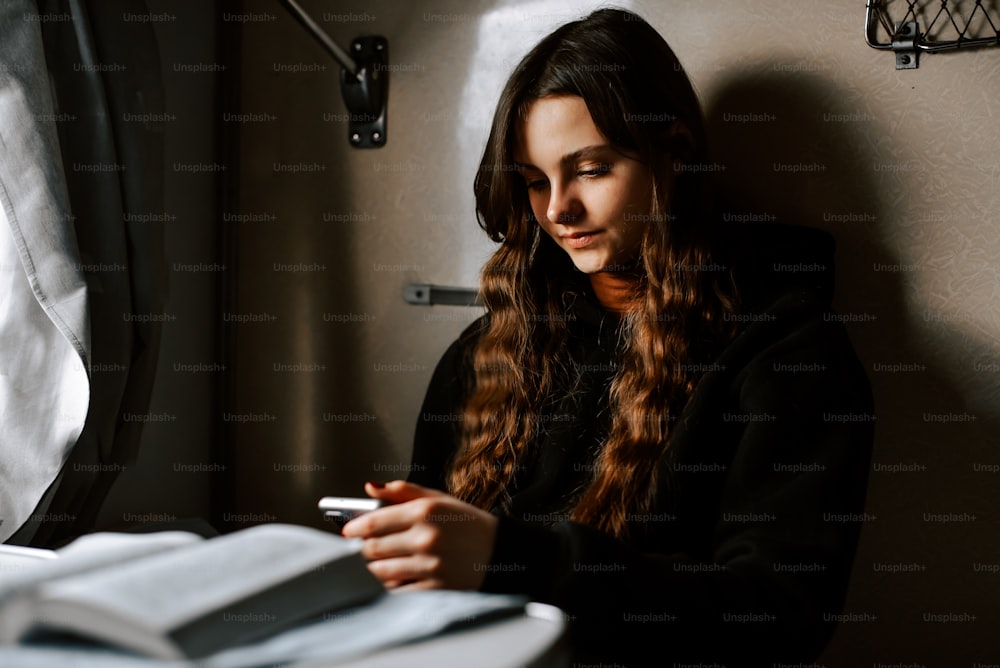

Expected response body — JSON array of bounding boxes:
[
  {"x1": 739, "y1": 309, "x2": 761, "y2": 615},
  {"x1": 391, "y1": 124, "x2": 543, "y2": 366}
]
[{"x1": 547, "y1": 183, "x2": 582, "y2": 224}]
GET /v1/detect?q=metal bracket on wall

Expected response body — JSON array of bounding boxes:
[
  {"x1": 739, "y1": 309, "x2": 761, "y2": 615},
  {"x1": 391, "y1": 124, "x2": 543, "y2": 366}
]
[
  {"x1": 404, "y1": 284, "x2": 482, "y2": 307},
  {"x1": 342, "y1": 36, "x2": 388, "y2": 148},
  {"x1": 892, "y1": 21, "x2": 918, "y2": 69},
  {"x1": 281, "y1": 0, "x2": 388, "y2": 148}
]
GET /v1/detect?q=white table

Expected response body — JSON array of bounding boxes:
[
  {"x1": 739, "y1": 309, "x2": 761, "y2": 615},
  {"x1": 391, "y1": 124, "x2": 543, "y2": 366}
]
[
  {"x1": 331, "y1": 603, "x2": 569, "y2": 668},
  {"x1": 0, "y1": 602, "x2": 569, "y2": 667}
]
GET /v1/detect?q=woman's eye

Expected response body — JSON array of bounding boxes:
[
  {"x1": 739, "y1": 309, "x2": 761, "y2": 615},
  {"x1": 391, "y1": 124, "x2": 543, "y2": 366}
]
[
  {"x1": 526, "y1": 179, "x2": 549, "y2": 191},
  {"x1": 578, "y1": 164, "x2": 611, "y2": 178}
]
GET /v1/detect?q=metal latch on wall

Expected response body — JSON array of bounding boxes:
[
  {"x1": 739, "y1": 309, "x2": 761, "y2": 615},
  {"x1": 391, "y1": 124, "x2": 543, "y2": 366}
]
[{"x1": 892, "y1": 21, "x2": 918, "y2": 69}]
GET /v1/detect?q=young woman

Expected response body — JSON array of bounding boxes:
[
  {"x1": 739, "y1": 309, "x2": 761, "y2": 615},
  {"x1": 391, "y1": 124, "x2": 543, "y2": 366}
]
[{"x1": 343, "y1": 8, "x2": 874, "y2": 665}]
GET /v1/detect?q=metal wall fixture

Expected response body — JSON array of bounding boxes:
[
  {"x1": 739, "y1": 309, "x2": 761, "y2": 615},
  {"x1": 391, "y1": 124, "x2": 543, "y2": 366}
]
[
  {"x1": 866, "y1": 0, "x2": 1000, "y2": 69},
  {"x1": 280, "y1": 0, "x2": 388, "y2": 147},
  {"x1": 403, "y1": 284, "x2": 482, "y2": 307}
]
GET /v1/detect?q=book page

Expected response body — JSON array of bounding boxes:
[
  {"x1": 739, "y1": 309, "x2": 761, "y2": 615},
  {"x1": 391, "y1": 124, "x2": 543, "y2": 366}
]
[
  {"x1": 0, "y1": 532, "x2": 200, "y2": 599},
  {"x1": 0, "y1": 531, "x2": 201, "y2": 645},
  {"x1": 28, "y1": 524, "x2": 383, "y2": 659},
  {"x1": 0, "y1": 546, "x2": 57, "y2": 577}
]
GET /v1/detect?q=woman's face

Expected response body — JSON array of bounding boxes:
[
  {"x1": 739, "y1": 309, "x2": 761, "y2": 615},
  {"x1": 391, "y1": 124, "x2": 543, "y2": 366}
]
[{"x1": 515, "y1": 95, "x2": 653, "y2": 274}]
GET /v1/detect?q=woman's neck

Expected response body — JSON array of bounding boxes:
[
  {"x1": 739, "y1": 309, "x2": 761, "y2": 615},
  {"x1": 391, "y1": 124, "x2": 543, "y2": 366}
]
[{"x1": 588, "y1": 270, "x2": 639, "y2": 315}]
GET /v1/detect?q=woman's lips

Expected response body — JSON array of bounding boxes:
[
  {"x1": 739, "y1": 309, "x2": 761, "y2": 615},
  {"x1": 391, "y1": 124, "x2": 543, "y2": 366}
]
[{"x1": 562, "y1": 231, "x2": 600, "y2": 249}]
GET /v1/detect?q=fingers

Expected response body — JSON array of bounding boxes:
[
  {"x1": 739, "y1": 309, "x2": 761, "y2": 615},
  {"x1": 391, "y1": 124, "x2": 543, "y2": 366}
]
[
  {"x1": 341, "y1": 502, "x2": 418, "y2": 539},
  {"x1": 341, "y1": 493, "x2": 450, "y2": 539},
  {"x1": 359, "y1": 525, "x2": 434, "y2": 560},
  {"x1": 365, "y1": 554, "x2": 443, "y2": 589},
  {"x1": 363, "y1": 479, "x2": 446, "y2": 504},
  {"x1": 391, "y1": 579, "x2": 439, "y2": 592}
]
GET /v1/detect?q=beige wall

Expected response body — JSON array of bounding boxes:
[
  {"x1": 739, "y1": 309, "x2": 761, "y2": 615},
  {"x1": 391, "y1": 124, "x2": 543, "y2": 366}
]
[{"x1": 232, "y1": 0, "x2": 1000, "y2": 662}]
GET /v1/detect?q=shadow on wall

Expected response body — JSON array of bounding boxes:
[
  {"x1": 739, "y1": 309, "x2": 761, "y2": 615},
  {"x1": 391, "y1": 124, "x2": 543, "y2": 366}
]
[
  {"x1": 703, "y1": 65, "x2": 1000, "y2": 664},
  {"x1": 222, "y1": 4, "x2": 404, "y2": 532}
]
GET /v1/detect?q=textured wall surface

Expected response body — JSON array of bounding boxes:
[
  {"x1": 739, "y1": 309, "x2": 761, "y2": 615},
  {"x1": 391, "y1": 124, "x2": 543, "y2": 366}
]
[{"x1": 225, "y1": 0, "x2": 1000, "y2": 662}]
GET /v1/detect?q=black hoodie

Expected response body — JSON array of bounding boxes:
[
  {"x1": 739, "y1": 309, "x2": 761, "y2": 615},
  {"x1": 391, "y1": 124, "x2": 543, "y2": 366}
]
[{"x1": 410, "y1": 224, "x2": 874, "y2": 667}]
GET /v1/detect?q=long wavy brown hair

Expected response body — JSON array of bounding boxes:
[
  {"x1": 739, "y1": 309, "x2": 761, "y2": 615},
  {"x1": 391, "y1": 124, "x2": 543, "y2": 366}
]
[{"x1": 448, "y1": 8, "x2": 738, "y2": 540}]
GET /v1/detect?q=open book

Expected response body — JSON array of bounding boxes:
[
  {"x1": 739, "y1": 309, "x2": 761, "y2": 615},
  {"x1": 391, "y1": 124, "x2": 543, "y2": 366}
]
[{"x1": 0, "y1": 523, "x2": 384, "y2": 660}]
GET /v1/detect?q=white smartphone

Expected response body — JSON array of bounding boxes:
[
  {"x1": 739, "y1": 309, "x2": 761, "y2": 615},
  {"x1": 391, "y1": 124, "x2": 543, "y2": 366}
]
[{"x1": 317, "y1": 496, "x2": 384, "y2": 530}]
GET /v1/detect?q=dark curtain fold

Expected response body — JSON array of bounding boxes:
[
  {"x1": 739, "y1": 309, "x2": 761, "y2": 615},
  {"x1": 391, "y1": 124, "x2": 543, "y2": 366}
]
[{"x1": 13, "y1": 0, "x2": 167, "y2": 547}]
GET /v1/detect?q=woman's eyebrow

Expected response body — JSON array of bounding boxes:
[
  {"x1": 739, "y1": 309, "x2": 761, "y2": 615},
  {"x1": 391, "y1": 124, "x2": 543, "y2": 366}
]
[
  {"x1": 559, "y1": 144, "x2": 613, "y2": 166},
  {"x1": 514, "y1": 144, "x2": 613, "y2": 172}
]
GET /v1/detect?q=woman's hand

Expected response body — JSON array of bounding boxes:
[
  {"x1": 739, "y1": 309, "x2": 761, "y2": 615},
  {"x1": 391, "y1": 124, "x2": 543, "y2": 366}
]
[{"x1": 340, "y1": 480, "x2": 498, "y2": 591}]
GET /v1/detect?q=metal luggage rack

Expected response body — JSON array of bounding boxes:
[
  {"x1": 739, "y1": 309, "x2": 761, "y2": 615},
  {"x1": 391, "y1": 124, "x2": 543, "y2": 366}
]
[{"x1": 866, "y1": 0, "x2": 1000, "y2": 69}]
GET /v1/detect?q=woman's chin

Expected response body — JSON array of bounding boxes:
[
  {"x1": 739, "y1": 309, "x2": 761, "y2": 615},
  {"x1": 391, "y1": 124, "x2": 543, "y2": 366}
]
[
  {"x1": 568, "y1": 255, "x2": 608, "y2": 275},
  {"x1": 572, "y1": 259, "x2": 631, "y2": 275}
]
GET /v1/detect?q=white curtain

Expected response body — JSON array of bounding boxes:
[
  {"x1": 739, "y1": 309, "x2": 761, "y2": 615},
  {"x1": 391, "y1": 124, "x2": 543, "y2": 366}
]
[{"x1": 0, "y1": 0, "x2": 91, "y2": 543}]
